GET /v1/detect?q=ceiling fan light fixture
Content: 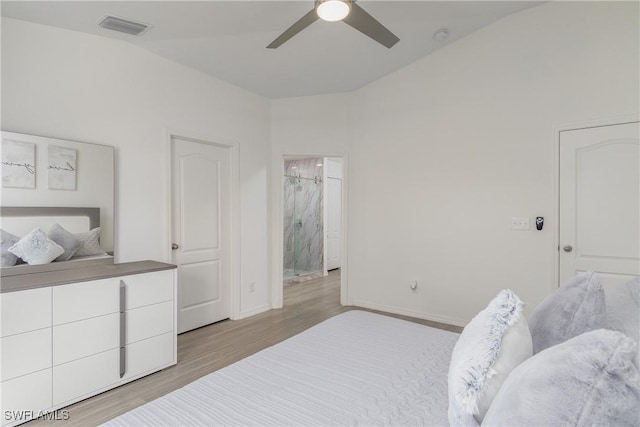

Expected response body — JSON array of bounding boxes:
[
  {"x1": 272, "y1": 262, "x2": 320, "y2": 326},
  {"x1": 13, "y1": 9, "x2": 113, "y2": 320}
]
[{"x1": 316, "y1": 0, "x2": 351, "y2": 22}]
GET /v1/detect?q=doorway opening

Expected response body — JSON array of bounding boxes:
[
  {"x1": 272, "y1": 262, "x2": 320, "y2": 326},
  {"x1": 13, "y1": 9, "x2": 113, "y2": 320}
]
[{"x1": 282, "y1": 156, "x2": 344, "y2": 293}]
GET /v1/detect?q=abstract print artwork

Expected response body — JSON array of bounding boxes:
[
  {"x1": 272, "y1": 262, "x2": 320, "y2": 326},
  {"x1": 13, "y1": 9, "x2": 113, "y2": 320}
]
[
  {"x1": 48, "y1": 145, "x2": 77, "y2": 190},
  {"x1": 1, "y1": 139, "x2": 36, "y2": 188}
]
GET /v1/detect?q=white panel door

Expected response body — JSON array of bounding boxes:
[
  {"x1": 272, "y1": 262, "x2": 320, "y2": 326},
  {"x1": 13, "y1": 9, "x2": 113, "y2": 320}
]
[
  {"x1": 559, "y1": 122, "x2": 639, "y2": 291},
  {"x1": 326, "y1": 177, "x2": 342, "y2": 270},
  {"x1": 171, "y1": 137, "x2": 230, "y2": 333}
]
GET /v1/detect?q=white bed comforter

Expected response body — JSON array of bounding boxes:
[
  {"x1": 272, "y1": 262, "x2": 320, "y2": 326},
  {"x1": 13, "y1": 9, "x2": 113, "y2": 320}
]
[{"x1": 105, "y1": 310, "x2": 459, "y2": 427}]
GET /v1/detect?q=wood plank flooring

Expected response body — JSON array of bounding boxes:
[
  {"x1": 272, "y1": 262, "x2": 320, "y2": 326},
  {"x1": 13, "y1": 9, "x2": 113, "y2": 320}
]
[{"x1": 27, "y1": 270, "x2": 461, "y2": 426}]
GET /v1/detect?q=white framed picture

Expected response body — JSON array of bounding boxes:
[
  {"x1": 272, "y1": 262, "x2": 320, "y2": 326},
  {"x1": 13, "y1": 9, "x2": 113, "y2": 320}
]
[
  {"x1": 48, "y1": 145, "x2": 77, "y2": 190},
  {"x1": 2, "y1": 139, "x2": 36, "y2": 188}
]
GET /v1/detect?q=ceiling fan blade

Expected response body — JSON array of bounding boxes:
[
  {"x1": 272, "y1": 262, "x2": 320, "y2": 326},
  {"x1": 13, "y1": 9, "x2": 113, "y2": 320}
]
[
  {"x1": 343, "y1": 3, "x2": 399, "y2": 48},
  {"x1": 267, "y1": 9, "x2": 319, "y2": 49}
]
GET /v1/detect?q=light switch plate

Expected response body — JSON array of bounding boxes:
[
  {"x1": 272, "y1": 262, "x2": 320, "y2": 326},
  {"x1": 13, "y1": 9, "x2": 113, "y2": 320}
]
[{"x1": 511, "y1": 217, "x2": 531, "y2": 230}]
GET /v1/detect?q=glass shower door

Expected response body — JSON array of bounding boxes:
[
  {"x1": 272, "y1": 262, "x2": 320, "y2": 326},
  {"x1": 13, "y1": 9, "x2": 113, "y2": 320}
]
[
  {"x1": 283, "y1": 175, "x2": 297, "y2": 277},
  {"x1": 283, "y1": 173, "x2": 323, "y2": 277}
]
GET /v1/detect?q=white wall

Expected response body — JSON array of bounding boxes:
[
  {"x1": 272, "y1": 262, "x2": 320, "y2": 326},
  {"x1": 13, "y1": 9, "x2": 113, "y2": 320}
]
[
  {"x1": 270, "y1": 94, "x2": 352, "y2": 306},
  {"x1": 4, "y1": 1, "x2": 638, "y2": 326},
  {"x1": 1, "y1": 18, "x2": 271, "y2": 317},
  {"x1": 272, "y1": 2, "x2": 640, "y2": 325}
]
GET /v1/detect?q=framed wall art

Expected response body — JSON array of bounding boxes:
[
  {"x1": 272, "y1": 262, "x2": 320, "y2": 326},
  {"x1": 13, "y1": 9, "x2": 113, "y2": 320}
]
[
  {"x1": 48, "y1": 145, "x2": 77, "y2": 190},
  {"x1": 2, "y1": 139, "x2": 36, "y2": 189}
]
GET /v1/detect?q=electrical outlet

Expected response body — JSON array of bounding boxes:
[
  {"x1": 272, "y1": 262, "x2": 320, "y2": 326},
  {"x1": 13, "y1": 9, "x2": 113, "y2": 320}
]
[
  {"x1": 409, "y1": 280, "x2": 418, "y2": 292},
  {"x1": 249, "y1": 282, "x2": 256, "y2": 293}
]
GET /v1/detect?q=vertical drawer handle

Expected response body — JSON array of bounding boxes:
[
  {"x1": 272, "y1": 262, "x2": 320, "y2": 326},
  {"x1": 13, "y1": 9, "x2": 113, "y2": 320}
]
[{"x1": 119, "y1": 280, "x2": 126, "y2": 378}]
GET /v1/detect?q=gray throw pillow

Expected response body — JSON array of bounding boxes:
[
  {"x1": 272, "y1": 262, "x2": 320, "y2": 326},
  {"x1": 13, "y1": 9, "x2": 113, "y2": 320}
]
[
  {"x1": 482, "y1": 329, "x2": 640, "y2": 427},
  {"x1": 528, "y1": 271, "x2": 606, "y2": 353},
  {"x1": 1, "y1": 229, "x2": 21, "y2": 266},
  {"x1": 607, "y1": 277, "x2": 639, "y2": 343},
  {"x1": 48, "y1": 223, "x2": 81, "y2": 261},
  {"x1": 74, "y1": 227, "x2": 107, "y2": 257},
  {"x1": 8, "y1": 228, "x2": 64, "y2": 265}
]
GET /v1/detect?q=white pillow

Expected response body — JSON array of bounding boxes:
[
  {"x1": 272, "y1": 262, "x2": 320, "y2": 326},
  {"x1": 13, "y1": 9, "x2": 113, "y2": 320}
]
[
  {"x1": 8, "y1": 228, "x2": 64, "y2": 265},
  {"x1": 448, "y1": 290, "x2": 533, "y2": 426},
  {"x1": 74, "y1": 227, "x2": 107, "y2": 257}
]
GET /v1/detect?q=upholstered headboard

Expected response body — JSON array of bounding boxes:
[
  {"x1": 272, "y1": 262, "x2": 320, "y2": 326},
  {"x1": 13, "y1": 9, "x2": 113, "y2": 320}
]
[{"x1": 1, "y1": 206, "x2": 99, "y2": 236}]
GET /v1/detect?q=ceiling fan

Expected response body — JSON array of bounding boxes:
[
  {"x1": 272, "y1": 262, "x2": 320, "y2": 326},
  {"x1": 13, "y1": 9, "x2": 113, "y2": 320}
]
[{"x1": 267, "y1": 0, "x2": 399, "y2": 49}]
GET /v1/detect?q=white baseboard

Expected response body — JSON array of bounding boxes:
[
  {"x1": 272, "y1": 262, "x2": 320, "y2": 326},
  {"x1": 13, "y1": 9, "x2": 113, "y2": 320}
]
[
  {"x1": 238, "y1": 304, "x2": 271, "y2": 319},
  {"x1": 352, "y1": 300, "x2": 467, "y2": 328}
]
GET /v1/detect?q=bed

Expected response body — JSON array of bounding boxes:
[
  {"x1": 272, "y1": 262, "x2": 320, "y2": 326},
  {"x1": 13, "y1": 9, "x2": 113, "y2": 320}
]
[
  {"x1": 105, "y1": 310, "x2": 459, "y2": 427},
  {"x1": 0, "y1": 206, "x2": 113, "y2": 277},
  {"x1": 105, "y1": 271, "x2": 640, "y2": 427}
]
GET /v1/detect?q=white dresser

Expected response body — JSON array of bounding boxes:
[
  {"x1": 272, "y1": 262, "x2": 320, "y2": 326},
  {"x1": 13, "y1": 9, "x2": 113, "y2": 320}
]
[{"x1": 0, "y1": 261, "x2": 177, "y2": 426}]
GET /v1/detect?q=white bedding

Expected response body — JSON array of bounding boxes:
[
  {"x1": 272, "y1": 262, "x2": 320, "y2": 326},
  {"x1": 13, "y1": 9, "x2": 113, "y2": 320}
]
[{"x1": 105, "y1": 310, "x2": 459, "y2": 427}]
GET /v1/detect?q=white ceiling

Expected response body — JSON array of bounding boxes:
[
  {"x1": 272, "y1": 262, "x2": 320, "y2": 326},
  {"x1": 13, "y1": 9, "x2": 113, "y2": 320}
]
[{"x1": 1, "y1": 1, "x2": 541, "y2": 99}]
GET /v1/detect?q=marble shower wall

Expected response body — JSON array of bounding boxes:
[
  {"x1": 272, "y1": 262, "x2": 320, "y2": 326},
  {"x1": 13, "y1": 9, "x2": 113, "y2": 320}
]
[{"x1": 283, "y1": 158, "x2": 323, "y2": 275}]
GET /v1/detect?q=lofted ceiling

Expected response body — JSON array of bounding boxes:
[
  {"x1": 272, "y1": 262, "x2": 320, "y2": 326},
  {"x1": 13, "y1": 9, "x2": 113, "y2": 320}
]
[{"x1": 1, "y1": 1, "x2": 541, "y2": 99}]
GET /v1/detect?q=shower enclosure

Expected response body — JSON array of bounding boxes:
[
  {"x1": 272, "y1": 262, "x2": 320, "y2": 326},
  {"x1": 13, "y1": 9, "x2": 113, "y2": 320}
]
[{"x1": 283, "y1": 158, "x2": 323, "y2": 278}]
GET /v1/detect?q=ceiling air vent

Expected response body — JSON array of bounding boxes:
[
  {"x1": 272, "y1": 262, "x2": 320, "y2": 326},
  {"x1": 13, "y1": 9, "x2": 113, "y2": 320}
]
[{"x1": 98, "y1": 15, "x2": 150, "y2": 36}]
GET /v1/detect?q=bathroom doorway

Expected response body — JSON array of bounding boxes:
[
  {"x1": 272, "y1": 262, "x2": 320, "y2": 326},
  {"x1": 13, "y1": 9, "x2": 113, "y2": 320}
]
[{"x1": 282, "y1": 156, "x2": 343, "y2": 286}]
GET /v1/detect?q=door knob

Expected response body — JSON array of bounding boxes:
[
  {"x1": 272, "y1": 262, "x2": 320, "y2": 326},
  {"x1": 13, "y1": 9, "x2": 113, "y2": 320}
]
[
  {"x1": 171, "y1": 243, "x2": 179, "y2": 250},
  {"x1": 563, "y1": 245, "x2": 573, "y2": 253}
]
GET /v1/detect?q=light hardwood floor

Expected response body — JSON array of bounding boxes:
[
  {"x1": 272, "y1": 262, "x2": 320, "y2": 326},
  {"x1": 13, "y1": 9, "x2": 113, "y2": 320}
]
[{"x1": 28, "y1": 270, "x2": 461, "y2": 426}]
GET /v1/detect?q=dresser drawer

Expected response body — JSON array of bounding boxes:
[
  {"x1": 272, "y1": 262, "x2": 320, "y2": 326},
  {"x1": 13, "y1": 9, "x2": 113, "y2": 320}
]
[
  {"x1": 1, "y1": 369, "x2": 52, "y2": 426},
  {"x1": 127, "y1": 301, "x2": 173, "y2": 344},
  {"x1": 53, "y1": 313, "x2": 119, "y2": 366},
  {"x1": 53, "y1": 348, "x2": 120, "y2": 406},
  {"x1": 1, "y1": 329, "x2": 51, "y2": 381},
  {"x1": 122, "y1": 270, "x2": 174, "y2": 310},
  {"x1": 125, "y1": 332, "x2": 174, "y2": 380},
  {"x1": 1, "y1": 287, "x2": 51, "y2": 337},
  {"x1": 53, "y1": 278, "x2": 119, "y2": 325}
]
